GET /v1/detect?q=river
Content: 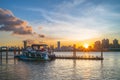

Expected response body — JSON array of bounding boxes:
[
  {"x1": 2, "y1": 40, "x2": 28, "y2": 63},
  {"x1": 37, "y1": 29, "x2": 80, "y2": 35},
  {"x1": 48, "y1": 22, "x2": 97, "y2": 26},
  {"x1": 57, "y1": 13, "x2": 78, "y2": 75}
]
[{"x1": 0, "y1": 52, "x2": 120, "y2": 80}]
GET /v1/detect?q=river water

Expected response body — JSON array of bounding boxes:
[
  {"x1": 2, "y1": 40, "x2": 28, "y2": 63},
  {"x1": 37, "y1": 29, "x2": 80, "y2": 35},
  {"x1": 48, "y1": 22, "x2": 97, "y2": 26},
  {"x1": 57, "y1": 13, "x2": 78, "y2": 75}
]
[{"x1": 0, "y1": 52, "x2": 120, "y2": 80}]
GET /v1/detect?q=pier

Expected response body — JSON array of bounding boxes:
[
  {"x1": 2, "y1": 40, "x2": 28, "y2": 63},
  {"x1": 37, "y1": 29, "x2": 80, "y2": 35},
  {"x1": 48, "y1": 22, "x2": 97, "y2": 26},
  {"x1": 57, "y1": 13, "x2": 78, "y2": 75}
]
[
  {"x1": 0, "y1": 47, "x2": 21, "y2": 60},
  {"x1": 53, "y1": 44, "x2": 104, "y2": 60},
  {"x1": 0, "y1": 44, "x2": 104, "y2": 60},
  {"x1": 55, "y1": 55, "x2": 103, "y2": 60}
]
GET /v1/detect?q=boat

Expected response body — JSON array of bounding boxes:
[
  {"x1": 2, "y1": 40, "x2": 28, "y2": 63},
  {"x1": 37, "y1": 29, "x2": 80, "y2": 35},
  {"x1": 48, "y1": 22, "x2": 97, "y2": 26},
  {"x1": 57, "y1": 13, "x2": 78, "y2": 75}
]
[{"x1": 15, "y1": 44, "x2": 55, "y2": 61}]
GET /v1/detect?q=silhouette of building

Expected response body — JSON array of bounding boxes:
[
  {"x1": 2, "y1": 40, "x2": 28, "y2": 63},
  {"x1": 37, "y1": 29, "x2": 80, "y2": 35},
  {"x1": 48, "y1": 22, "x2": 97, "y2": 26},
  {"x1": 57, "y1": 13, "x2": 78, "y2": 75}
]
[
  {"x1": 102, "y1": 39, "x2": 109, "y2": 49},
  {"x1": 57, "y1": 41, "x2": 60, "y2": 50},
  {"x1": 113, "y1": 39, "x2": 119, "y2": 48},
  {"x1": 23, "y1": 40, "x2": 27, "y2": 49},
  {"x1": 50, "y1": 45, "x2": 54, "y2": 49},
  {"x1": 94, "y1": 41, "x2": 101, "y2": 50},
  {"x1": 61, "y1": 45, "x2": 73, "y2": 51}
]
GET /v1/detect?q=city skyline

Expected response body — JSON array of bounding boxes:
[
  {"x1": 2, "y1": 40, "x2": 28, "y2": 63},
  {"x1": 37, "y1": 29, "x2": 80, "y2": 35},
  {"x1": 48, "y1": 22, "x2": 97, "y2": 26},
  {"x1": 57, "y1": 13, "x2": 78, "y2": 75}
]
[
  {"x1": 0, "y1": 0, "x2": 120, "y2": 46},
  {"x1": 1, "y1": 1, "x2": 120, "y2": 80},
  {"x1": 57, "y1": 38, "x2": 120, "y2": 48},
  {"x1": 54, "y1": 38, "x2": 120, "y2": 51},
  {"x1": 1, "y1": 38, "x2": 120, "y2": 49}
]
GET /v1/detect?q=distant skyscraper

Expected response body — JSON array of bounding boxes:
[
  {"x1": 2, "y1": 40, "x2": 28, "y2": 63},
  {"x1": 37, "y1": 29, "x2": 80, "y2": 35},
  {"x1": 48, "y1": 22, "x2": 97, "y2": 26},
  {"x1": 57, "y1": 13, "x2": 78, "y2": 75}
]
[
  {"x1": 57, "y1": 41, "x2": 60, "y2": 50},
  {"x1": 23, "y1": 40, "x2": 27, "y2": 48},
  {"x1": 50, "y1": 45, "x2": 54, "y2": 50},
  {"x1": 94, "y1": 41, "x2": 101, "y2": 50},
  {"x1": 102, "y1": 39, "x2": 109, "y2": 49},
  {"x1": 113, "y1": 39, "x2": 119, "y2": 48}
]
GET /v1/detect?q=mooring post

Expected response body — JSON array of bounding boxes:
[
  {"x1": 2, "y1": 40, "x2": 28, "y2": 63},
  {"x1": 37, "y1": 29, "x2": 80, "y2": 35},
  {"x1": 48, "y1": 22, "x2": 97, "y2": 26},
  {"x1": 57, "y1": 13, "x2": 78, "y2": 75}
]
[
  {"x1": 0, "y1": 48, "x2": 2, "y2": 61},
  {"x1": 14, "y1": 48, "x2": 16, "y2": 57},
  {"x1": 101, "y1": 46, "x2": 103, "y2": 59},
  {"x1": 6, "y1": 47, "x2": 8, "y2": 60},
  {"x1": 73, "y1": 44, "x2": 76, "y2": 57},
  {"x1": 0, "y1": 49, "x2": 2, "y2": 64},
  {"x1": 52, "y1": 46, "x2": 54, "y2": 54},
  {"x1": 18, "y1": 47, "x2": 20, "y2": 55}
]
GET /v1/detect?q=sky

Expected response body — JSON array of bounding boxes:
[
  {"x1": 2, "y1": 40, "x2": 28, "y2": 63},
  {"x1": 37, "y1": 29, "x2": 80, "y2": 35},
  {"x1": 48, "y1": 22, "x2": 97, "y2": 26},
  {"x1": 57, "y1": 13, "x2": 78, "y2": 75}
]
[{"x1": 0, "y1": 0, "x2": 120, "y2": 47}]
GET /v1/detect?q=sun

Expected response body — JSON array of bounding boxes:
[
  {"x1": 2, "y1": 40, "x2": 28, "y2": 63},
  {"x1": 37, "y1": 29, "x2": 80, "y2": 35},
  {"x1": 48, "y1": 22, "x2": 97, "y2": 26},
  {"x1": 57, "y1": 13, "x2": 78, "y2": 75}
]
[{"x1": 84, "y1": 43, "x2": 89, "y2": 48}]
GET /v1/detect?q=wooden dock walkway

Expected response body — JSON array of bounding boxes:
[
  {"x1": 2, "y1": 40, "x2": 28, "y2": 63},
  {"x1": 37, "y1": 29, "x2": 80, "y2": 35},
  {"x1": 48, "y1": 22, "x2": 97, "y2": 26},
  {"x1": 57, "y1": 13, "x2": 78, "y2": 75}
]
[
  {"x1": 55, "y1": 55, "x2": 104, "y2": 60},
  {"x1": 0, "y1": 44, "x2": 104, "y2": 60},
  {"x1": 0, "y1": 47, "x2": 20, "y2": 60},
  {"x1": 53, "y1": 44, "x2": 104, "y2": 60}
]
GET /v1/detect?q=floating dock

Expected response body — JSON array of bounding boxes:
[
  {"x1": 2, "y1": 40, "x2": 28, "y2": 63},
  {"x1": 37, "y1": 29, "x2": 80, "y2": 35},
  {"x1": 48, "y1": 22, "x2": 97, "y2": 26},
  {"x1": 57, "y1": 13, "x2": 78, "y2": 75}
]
[
  {"x1": 55, "y1": 55, "x2": 104, "y2": 60},
  {"x1": 0, "y1": 44, "x2": 104, "y2": 60},
  {"x1": 53, "y1": 44, "x2": 104, "y2": 60}
]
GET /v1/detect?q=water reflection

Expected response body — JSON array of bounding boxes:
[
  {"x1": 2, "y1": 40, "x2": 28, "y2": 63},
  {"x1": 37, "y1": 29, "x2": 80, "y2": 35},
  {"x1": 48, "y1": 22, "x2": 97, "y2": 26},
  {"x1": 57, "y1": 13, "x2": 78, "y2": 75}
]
[
  {"x1": 0, "y1": 59, "x2": 30, "y2": 80},
  {"x1": 72, "y1": 60, "x2": 77, "y2": 79},
  {"x1": 73, "y1": 60, "x2": 76, "y2": 68},
  {"x1": 0, "y1": 59, "x2": 18, "y2": 65},
  {"x1": 0, "y1": 58, "x2": 104, "y2": 80},
  {"x1": 0, "y1": 52, "x2": 120, "y2": 80}
]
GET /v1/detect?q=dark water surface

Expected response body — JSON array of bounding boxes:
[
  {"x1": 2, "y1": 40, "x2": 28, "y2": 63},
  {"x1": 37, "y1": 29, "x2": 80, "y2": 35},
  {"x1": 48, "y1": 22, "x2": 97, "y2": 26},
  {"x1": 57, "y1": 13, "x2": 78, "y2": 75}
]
[{"x1": 0, "y1": 52, "x2": 120, "y2": 80}]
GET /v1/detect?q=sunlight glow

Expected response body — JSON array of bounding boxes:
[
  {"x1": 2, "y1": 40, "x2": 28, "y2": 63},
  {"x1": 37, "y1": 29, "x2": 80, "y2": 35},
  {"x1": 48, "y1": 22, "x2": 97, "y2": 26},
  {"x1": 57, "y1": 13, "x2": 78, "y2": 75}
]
[{"x1": 84, "y1": 43, "x2": 89, "y2": 48}]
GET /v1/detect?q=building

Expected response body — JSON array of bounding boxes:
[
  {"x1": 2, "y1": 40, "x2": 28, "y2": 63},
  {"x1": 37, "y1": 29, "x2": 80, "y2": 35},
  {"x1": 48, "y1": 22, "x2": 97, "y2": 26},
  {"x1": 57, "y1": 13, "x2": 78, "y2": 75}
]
[
  {"x1": 61, "y1": 45, "x2": 73, "y2": 51},
  {"x1": 23, "y1": 40, "x2": 27, "y2": 49},
  {"x1": 50, "y1": 45, "x2": 54, "y2": 50},
  {"x1": 57, "y1": 41, "x2": 60, "y2": 50},
  {"x1": 94, "y1": 41, "x2": 101, "y2": 50},
  {"x1": 102, "y1": 39, "x2": 109, "y2": 49},
  {"x1": 113, "y1": 39, "x2": 119, "y2": 48}
]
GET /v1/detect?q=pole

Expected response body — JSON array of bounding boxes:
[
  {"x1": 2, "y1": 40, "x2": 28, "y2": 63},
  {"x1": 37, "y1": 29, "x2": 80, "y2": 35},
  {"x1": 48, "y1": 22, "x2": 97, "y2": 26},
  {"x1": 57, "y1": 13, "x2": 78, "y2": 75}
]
[
  {"x1": 101, "y1": 51, "x2": 103, "y2": 59},
  {"x1": 18, "y1": 47, "x2": 20, "y2": 55},
  {"x1": 0, "y1": 49, "x2": 2, "y2": 64},
  {"x1": 73, "y1": 44, "x2": 76, "y2": 57},
  {"x1": 0, "y1": 48, "x2": 2, "y2": 61},
  {"x1": 6, "y1": 47, "x2": 8, "y2": 60},
  {"x1": 14, "y1": 48, "x2": 16, "y2": 57},
  {"x1": 101, "y1": 46, "x2": 103, "y2": 59}
]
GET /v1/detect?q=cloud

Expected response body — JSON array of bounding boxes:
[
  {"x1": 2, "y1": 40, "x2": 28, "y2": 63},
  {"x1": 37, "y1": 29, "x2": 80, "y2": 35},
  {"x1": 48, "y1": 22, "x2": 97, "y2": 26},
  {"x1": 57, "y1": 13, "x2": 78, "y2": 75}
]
[
  {"x1": 56, "y1": 0, "x2": 86, "y2": 13},
  {"x1": 25, "y1": 0, "x2": 120, "y2": 41},
  {"x1": 24, "y1": 39, "x2": 45, "y2": 45},
  {"x1": 27, "y1": 7, "x2": 103, "y2": 40},
  {"x1": 0, "y1": 8, "x2": 32, "y2": 35},
  {"x1": 32, "y1": 32, "x2": 45, "y2": 38},
  {"x1": 38, "y1": 34, "x2": 45, "y2": 38},
  {"x1": 0, "y1": 8, "x2": 45, "y2": 39}
]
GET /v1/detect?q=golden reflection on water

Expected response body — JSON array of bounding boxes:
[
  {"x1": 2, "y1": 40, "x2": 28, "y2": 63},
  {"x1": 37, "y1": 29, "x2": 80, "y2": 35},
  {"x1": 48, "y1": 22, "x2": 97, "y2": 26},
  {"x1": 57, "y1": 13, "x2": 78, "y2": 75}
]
[
  {"x1": 1, "y1": 52, "x2": 120, "y2": 80},
  {"x1": 0, "y1": 59, "x2": 18, "y2": 65},
  {"x1": 82, "y1": 52, "x2": 92, "y2": 58},
  {"x1": 0, "y1": 59, "x2": 30, "y2": 80},
  {"x1": 3, "y1": 52, "x2": 119, "y2": 80},
  {"x1": 72, "y1": 58, "x2": 103, "y2": 79}
]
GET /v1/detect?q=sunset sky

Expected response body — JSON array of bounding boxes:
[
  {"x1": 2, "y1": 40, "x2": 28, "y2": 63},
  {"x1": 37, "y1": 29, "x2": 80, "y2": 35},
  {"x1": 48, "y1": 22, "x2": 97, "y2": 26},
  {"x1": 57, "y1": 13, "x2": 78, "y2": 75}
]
[{"x1": 0, "y1": 0, "x2": 120, "y2": 47}]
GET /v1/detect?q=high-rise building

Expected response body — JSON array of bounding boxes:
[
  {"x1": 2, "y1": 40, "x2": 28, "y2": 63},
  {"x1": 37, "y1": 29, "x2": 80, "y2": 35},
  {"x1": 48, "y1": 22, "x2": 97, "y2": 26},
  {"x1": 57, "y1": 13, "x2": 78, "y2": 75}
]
[
  {"x1": 23, "y1": 40, "x2": 27, "y2": 49},
  {"x1": 94, "y1": 41, "x2": 101, "y2": 50},
  {"x1": 57, "y1": 41, "x2": 60, "y2": 50},
  {"x1": 102, "y1": 39, "x2": 109, "y2": 49},
  {"x1": 113, "y1": 39, "x2": 119, "y2": 48}
]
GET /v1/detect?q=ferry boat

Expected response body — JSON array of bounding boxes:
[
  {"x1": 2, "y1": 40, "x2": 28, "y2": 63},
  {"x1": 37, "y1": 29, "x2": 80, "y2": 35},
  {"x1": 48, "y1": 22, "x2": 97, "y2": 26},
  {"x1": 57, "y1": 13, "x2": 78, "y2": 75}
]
[{"x1": 15, "y1": 44, "x2": 55, "y2": 61}]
